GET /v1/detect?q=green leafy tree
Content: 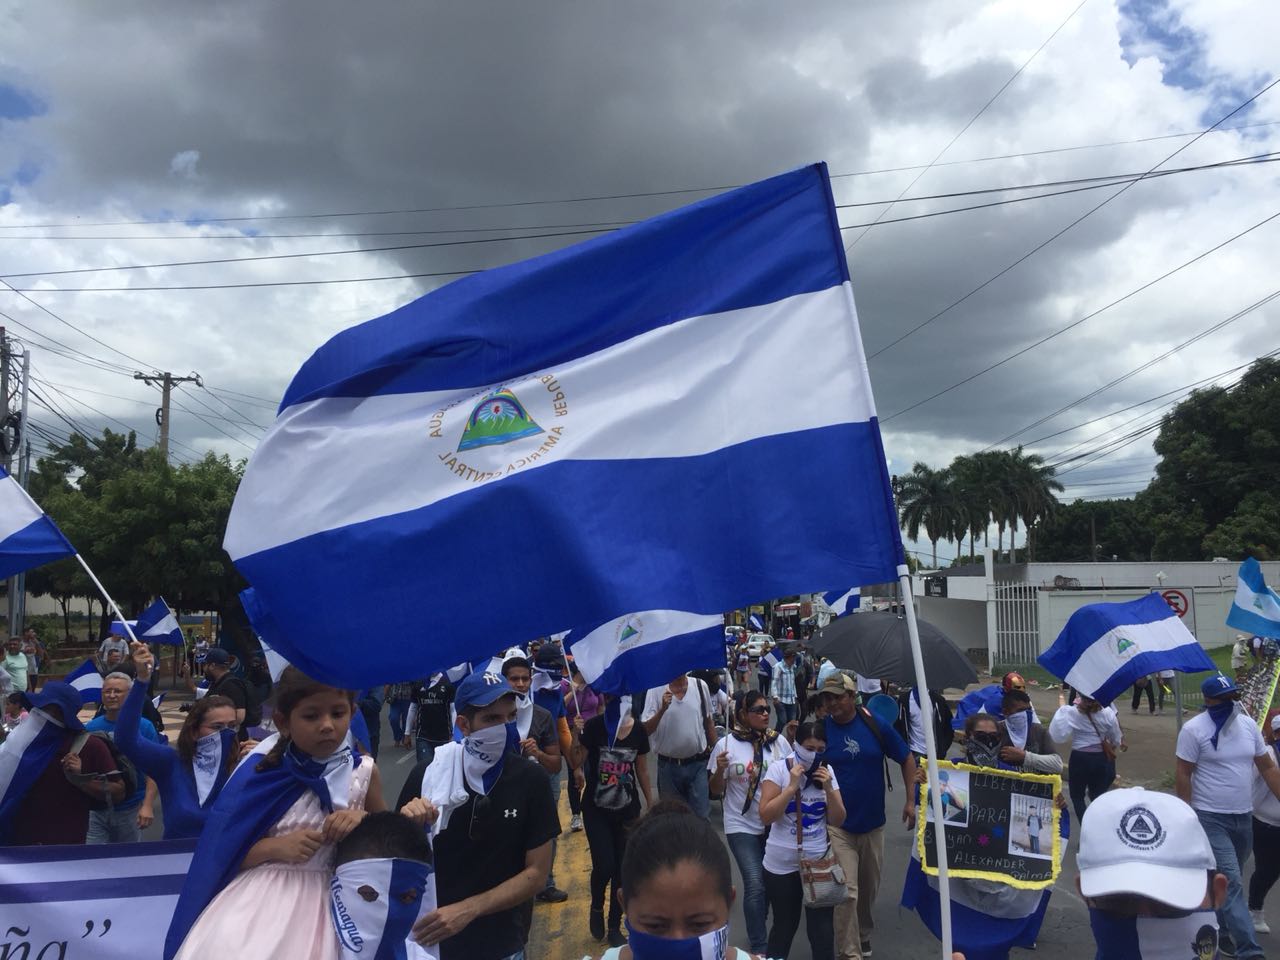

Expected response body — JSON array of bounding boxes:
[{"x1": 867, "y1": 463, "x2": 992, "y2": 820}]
[{"x1": 896, "y1": 462, "x2": 962, "y2": 568}]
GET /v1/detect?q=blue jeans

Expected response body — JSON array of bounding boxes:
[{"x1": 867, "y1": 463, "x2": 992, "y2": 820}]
[
  {"x1": 657, "y1": 756, "x2": 710, "y2": 819},
  {"x1": 727, "y1": 832, "x2": 769, "y2": 953},
  {"x1": 1199, "y1": 810, "x2": 1264, "y2": 958},
  {"x1": 775, "y1": 700, "x2": 798, "y2": 730},
  {"x1": 87, "y1": 804, "x2": 142, "y2": 844},
  {"x1": 388, "y1": 698, "x2": 411, "y2": 742},
  {"x1": 415, "y1": 738, "x2": 440, "y2": 766}
]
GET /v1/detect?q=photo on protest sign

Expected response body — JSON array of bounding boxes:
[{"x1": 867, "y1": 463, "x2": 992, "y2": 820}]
[
  {"x1": 922, "y1": 767, "x2": 970, "y2": 828},
  {"x1": 916, "y1": 760, "x2": 1062, "y2": 889}
]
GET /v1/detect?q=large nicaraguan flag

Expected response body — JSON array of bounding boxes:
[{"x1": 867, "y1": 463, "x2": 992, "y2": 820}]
[
  {"x1": 0, "y1": 465, "x2": 75, "y2": 580},
  {"x1": 224, "y1": 164, "x2": 904, "y2": 687},
  {"x1": 565, "y1": 611, "x2": 724, "y2": 695},
  {"x1": 1227, "y1": 557, "x2": 1280, "y2": 639},
  {"x1": 1038, "y1": 593, "x2": 1215, "y2": 704}
]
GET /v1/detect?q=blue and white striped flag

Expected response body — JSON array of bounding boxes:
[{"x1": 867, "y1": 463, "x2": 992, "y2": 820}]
[
  {"x1": 1038, "y1": 593, "x2": 1215, "y2": 704},
  {"x1": 824, "y1": 587, "x2": 861, "y2": 616},
  {"x1": 565, "y1": 611, "x2": 723, "y2": 696},
  {"x1": 65, "y1": 658, "x2": 104, "y2": 703},
  {"x1": 1227, "y1": 558, "x2": 1280, "y2": 639},
  {"x1": 748, "y1": 613, "x2": 765, "y2": 632},
  {"x1": 224, "y1": 164, "x2": 904, "y2": 687},
  {"x1": 135, "y1": 597, "x2": 184, "y2": 645},
  {"x1": 0, "y1": 465, "x2": 75, "y2": 580}
]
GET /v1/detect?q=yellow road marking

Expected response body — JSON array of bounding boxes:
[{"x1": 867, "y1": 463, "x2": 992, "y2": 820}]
[{"x1": 528, "y1": 789, "x2": 600, "y2": 959}]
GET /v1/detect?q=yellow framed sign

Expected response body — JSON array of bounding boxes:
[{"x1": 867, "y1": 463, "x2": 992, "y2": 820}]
[{"x1": 915, "y1": 760, "x2": 1062, "y2": 889}]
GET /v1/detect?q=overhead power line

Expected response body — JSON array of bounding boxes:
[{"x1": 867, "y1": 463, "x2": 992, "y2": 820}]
[
  {"x1": 867, "y1": 74, "x2": 1280, "y2": 359},
  {"x1": 882, "y1": 209, "x2": 1280, "y2": 422},
  {"x1": 844, "y1": 0, "x2": 1090, "y2": 253}
]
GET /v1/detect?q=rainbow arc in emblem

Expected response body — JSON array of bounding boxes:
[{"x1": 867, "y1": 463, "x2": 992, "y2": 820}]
[{"x1": 457, "y1": 388, "x2": 544, "y2": 451}]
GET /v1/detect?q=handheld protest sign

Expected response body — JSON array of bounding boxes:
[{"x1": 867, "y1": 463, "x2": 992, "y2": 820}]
[{"x1": 915, "y1": 760, "x2": 1062, "y2": 889}]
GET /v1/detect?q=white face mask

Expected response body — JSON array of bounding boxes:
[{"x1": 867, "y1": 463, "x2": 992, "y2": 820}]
[
  {"x1": 462, "y1": 722, "x2": 516, "y2": 795},
  {"x1": 330, "y1": 858, "x2": 436, "y2": 960},
  {"x1": 514, "y1": 694, "x2": 533, "y2": 740},
  {"x1": 792, "y1": 744, "x2": 818, "y2": 768},
  {"x1": 191, "y1": 727, "x2": 236, "y2": 805},
  {"x1": 1004, "y1": 709, "x2": 1029, "y2": 750}
]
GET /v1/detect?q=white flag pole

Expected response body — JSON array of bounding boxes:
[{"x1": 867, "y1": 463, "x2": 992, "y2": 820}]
[
  {"x1": 74, "y1": 554, "x2": 142, "y2": 648},
  {"x1": 560, "y1": 646, "x2": 581, "y2": 717},
  {"x1": 899, "y1": 562, "x2": 953, "y2": 960}
]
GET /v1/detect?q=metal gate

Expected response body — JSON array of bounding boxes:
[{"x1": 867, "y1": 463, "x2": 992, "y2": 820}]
[{"x1": 994, "y1": 581, "x2": 1040, "y2": 667}]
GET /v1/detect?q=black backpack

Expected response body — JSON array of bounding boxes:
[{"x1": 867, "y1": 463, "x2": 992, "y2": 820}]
[{"x1": 69, "y1": 731, "x2": 140, "y2": 810}]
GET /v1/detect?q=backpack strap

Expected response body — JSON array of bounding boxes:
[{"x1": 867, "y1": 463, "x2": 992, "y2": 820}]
[{"x1": 857, "y1": 706, "x2": 894, "y2": 793}]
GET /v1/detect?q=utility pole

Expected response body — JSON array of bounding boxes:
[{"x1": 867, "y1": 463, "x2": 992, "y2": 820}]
[
  {"x1": 2, "y1": 330, "x2": 32, "y2": 635},
  {"x1": 134, "y1": 371, "x2": 201, "y2": 462}
]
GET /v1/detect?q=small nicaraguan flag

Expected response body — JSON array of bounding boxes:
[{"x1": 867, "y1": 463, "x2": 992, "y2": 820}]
[
  {"x1": 749, "y1": 613, "x2": 765, "y2": 631},
  {"x1": 135, "y1": 597, "x2": 184, "y2": 645},
  {"x1": 223, "y1": 164, "x2": 904, "y2": 687},
  {"x1": 0, "y1": 465, "x2": 75, "y2": 580},
  {"x1": 1038, "y1": 593, "x2": 1215, "y2": 704},
  {"x1": 824, "y1": 587, "x2": 861, "y2": 616},
  {"x1": 65, "y1": 658, "x2": 104, "y2": 704},
  {"x1": 759, "y1": 649, "x2": 779, "y2": 676},
  {"x1": 565, "y1": 611, "x2": 724, "y2": 696},
  {"x1": 1227, "y1": 558, "x2": 1280, "y2": 639}
]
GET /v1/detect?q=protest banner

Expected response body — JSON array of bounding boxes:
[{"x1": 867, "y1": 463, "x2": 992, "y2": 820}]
[
  {"x1": 0, "y1": 839, "x2": 195, "y2": 959},
  {"x1": 916, "y1": 760, "x2": 1061, "y2": 889}
]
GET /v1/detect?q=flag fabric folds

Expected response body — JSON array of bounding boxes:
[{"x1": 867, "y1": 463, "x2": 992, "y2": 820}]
[
  {"x1": 0, "y1": 711, "x2": 69, "y2": 843},
  {"x1": 824, "y1": 587, "x2": 861, "y2": 616},
  {"x1": 1227, "y1": 558, "x2": 1280, "y2": 639},
  {"x1": 224, "y1": 163, "x2": 903, "y2": 687},
  {"x1": 749, "y1": 613, "x2": 765, "y2": 632},
  {"x1": 565, "y1": 611, "x2": 724, "y2": 696},
  {"x1": 0, "y1": 465, "x2": 75, "y2": 580},
  {"x1": 1038, "y1": 593, "x2": 1215, "y2": 705},
  {"x1": 136, "y1": 597, "x2": 184, "y2": 645},
  {"x1": 65, "y1": 658, "x2": 104, "y2": 703}
]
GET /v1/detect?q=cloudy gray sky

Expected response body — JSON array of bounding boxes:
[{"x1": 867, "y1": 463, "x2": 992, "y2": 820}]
[{"x1": 0, "y1": 0, "x2": 1276, "y2": 563}]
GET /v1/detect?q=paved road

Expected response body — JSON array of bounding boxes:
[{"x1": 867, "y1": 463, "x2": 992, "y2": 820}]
[{"x1": 145, "y1": 684, "x2": 1280, "y2": 959}]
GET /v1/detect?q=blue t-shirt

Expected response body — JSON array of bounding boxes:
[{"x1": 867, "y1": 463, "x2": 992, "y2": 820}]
[
  {"x1": 86, "y1": 714, "x2": 160, "y2": 810},
  {"x1": 533, "y1": 686, "x2": 566, "y2": 722},
  {"x1": 820, "y1": 710, "x2": 909, "y2": 833}
]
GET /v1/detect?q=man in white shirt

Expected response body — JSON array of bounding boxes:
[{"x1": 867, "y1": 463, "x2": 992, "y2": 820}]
[
  {"x1": 1176, "y1": 673, "x2": 1280, "y2": 960},
  {"x1": 642, "y1": 673, "x2": 718, "y2": 819}
]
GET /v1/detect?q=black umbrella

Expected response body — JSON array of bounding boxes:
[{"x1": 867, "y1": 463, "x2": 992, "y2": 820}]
[{"x1": 810, "y1": 611, "x2": 977, "y2": 691}]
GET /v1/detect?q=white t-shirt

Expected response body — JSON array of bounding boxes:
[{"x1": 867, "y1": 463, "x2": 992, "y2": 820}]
[
  {"x1": 1253, "y1": 747, "x2": 1280, "y2": 827},
  {"x1": 761, "y1": 759, "x2": 840, "y2": 875},
  {"x1": 1048, "y1": 704, "x2": 1121, "y2": 751},
  {"x1": 642, "y1": 680, "x2": 712, "y2": 759},
  {"x1": 707, "y1": 735, "x2": 793, "y2": 836},
  {"x1": 1176, "y1": 709, "x2": 1267, "y2": 814}
]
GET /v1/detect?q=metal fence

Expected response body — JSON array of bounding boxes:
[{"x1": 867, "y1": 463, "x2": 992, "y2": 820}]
[{"x1": 993, "y1": 581, "x2": 1040, "y2": 667}]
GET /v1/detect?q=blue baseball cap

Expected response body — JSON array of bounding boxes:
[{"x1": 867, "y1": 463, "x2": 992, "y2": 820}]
[
  {"x1": 454, "y1": 671, "x2": 516, "y2": 711},
  {"x1": 21, "y1": 681, "x2": 86, "y2": 732},
  {"x1": 1200, "y1": 674, "x2": 1239, "y2": 699}
]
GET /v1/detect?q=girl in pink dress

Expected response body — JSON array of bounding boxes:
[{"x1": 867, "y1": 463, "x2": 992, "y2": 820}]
[{"x1": 168, "y1": 667, "x2": 416, "y2": 960}]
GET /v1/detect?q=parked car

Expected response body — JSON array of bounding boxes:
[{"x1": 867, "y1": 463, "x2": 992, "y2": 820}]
[{"x1": 745, "y1": 633, "x2": 773, "y2": 657}]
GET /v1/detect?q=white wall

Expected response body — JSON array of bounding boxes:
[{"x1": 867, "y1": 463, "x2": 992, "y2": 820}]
[
  {"x1": 1023, "y1": 560, "x2": 1279, "y2": 590},
  {"x1": 1038, "y1": 586, "x2": 1235, "y2": 653}
]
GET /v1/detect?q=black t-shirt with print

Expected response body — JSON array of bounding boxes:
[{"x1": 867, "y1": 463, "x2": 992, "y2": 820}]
[
  {"x1": 397, "y1": 755, "x2": 560, "y2": 960},
  {"x1": 411, "y1": 676, "x2": 455, "y2": 744},
  {"x1": 580, "y1": 714, "x2": 650, "y2": 819}
]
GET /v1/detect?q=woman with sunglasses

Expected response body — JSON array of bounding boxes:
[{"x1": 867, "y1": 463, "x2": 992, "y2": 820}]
[
  {"x1": 707, "y1": 689, "x2": 793, "y2": 956},
  {"x1": 571, "y1": 693, "x2": 653, "y2": 947}
]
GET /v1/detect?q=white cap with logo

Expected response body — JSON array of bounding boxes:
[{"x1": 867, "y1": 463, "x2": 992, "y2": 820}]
[{"x1": 1076, "y1": 786, "x2": 1214, "y2": 911}]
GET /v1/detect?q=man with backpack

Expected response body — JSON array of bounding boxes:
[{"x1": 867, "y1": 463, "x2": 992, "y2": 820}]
[
  {"x1": 84, "y1": 672, "x2": 156, "y2": 842},
  {"x1": 202, "y1": 647, "x2": 260, "y2": 740},
  {"x1": 0, "y1": 681, "x2": 125, "y2": 846},
  {"x1": 894, "y1": 684, "x2": 954, "y2": 763},
  {"x1": 817, "y1": 671, "x2": 916, "y2": 960}
]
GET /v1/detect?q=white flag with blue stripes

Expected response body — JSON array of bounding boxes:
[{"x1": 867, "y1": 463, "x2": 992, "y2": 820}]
[
  {"x1": 1038, "y1": 593, "x2": 1214, "y2": 704},
  {"x1": 224, "y1": 164, "x2": 904, "y2": 687},
  {"x1": 1227, "y1": 558, "x2": 1280, "y2": 639},
  {"x1": 136, "y1": 597, "x2": 184, "y2": 645},
  {"x1": 748, "y1": 613, "x2": 765, "y2": 631},
  {"x1": 0, "y1": 466, "x2": 75, "y2": 580},
  {"x1": 565, "y1": 611, "x2": 724, "y2": 695},
  {"x1": 65, "y1": 657, "x2": 104, "y2": 703}
]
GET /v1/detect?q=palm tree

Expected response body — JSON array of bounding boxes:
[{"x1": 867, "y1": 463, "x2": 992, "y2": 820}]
[
  {"x1": 1006, "y1": 446, "x2": 1063, "y2": 561},
  {"x1": 896, "y1": 462, "x2": 962, "y2": 568}
]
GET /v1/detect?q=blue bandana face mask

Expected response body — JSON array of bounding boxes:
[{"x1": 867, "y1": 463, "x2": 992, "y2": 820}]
[{"x1": 624, "y1": 920, "x2": 729, "y2": 960}]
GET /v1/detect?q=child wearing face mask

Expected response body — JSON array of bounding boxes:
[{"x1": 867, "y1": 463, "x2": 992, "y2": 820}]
[
  {"x1": 331, "y1": 811, "x2": 438, "y2": 960},
  {"x1": 114, "y1": 642, "x2": 239, "y2": 840},
  {"x1": 164, "y1": 666, "x2": 433, "y2": 960}
]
